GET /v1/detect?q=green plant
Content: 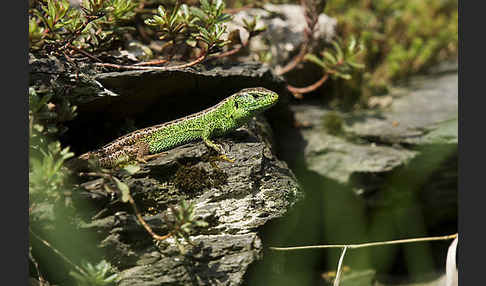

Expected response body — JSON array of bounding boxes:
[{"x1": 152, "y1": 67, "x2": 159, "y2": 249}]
[
  {"x1": 305, "y1": 37, "x2": 365, "y2": 81},
  {"x1": 29, "y1": 0, "x2": 136, "y2": 52},
  {"x1": 29, "y1": 87, "x2": 75, "y2": 203},
  {"x1": 69, "y1": 260, "x2": 118, "y2": 286},
  {"x1": 326, "y1": 0, "x2": 458, "y2": 95},
  {"x1": 166, "y1": 200, "x2": 209, "y2": 252},
  {"x1": 287, "y1": 36, "x2": 365, "y2": 96},
  {"x1": 145, "y1": 0, "x2": 232, "y2": 55},
  {"x1": 29, "y1": 139, "x2": 74, "y2": 202},
  {"x1": 29, "y1": 87, "x2": 77, "y2": 138}
]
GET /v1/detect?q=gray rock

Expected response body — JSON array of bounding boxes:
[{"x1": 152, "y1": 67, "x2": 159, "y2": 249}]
[
  {"x1": 73, "y1": 62, "x2": 286, "y2": 120},
  {"x1": 292, "y1": 105, "x2": 418, "y2": 184},
  {"x1": 346, "y1": 72, "x2": 458, "y2": 145},
  {"x1": 78, "y1": 117, "x2": 302, "y2": 286},
  {"x1": 290, "y1": 66, "x2": 457, "y2": 188}
]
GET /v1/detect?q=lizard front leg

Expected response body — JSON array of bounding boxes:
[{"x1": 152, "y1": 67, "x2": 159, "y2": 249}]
[{"x1": 202, "y1": 128, "x2": 235, "y2": 163}]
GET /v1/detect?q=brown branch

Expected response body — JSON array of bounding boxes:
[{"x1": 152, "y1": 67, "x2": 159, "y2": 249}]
[
  {"x1": 133, "y1": 59, "x2": 168, "y2": 66},
  {"x1": 277, "y1": 0, "x2": 323, "y2": 76},
  {"x1": 276, "y1": 41, "x2": 309, "y2": 76},
  {"x1": 210, "y1": 43, "x2": 245, "y2": 59},
  {"x1": 126, "y1": 192, "x2": 171, "y2": 241},
  {"x1": 79, "y1": 171, "x2": 171, "y2": 241},
  {"x1": 67, "y1": 44, "x2": 102, "y2": 62},
  {"x1": 96, "y1": 51, "x2": 208, "y2": 71},
  {"x1": 286, "y1": 73, "x2": 329, "y2": 96}
]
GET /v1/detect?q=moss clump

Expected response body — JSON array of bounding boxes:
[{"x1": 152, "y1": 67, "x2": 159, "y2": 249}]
[
  {"x1": 173, "y1": 165, "x2": 228, "y2": 193},
  {"x1": 322, "y1": 111, "x2": 344, "y2": 136}
]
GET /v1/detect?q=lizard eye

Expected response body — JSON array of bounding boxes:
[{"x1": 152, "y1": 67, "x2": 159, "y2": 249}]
[{"x1": 234, "y1": 101, "x2": 239, "y2": 109}]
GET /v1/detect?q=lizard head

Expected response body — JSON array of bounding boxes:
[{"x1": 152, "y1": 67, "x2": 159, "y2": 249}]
[{"x1": 233, "y1": 87, "x2": 279, "y2": 116}]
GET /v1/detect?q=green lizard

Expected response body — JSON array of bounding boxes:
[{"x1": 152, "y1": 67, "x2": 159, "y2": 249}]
[{"x1": 78, "y1": 87, "x2": 279, "y2": 168}]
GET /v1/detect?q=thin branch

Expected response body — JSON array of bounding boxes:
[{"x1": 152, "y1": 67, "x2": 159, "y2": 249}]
[
  {"x1": 269, "y1": 233, "x2": 458, "y2": 251},
  {"x1": 126, "y1": 192, "x2": 171, "y2": 241},
  {"x1": 133, "y1": 58, "x2": 168, "y2": 66},
  {"x1": 79, "y1": 171, "x2": 171, "y2": 241},
  {"x1": 333, "y1": 246, "x2": 348, "y2": 286},
  {"x1": 67, "y1": 44, "x2": 102, "y2": 62},
  {"x1": 210, "y1": 43, "x2": 245, "y2": 59},
  {"x1": 276, "y1": 41, "x2": 309, "y2": 76},
  {"x1": 277, "y1": 0, "x2": 325, "y2": 76},
  {"x1": 29, "y1": 246, "x2": 46, "y2": 285},
  {"x1": 96, "y1": 52, "x2": 207, "y2": 71},
  {"x1": 287, "y1": 73, "x2": 329, "y2": 95}
]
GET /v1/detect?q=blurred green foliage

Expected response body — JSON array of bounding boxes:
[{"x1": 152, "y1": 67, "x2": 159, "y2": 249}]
[
  {"x1": 29, "y1": 87, "x2": 76, "y2": 204},
  {"x1": 305, "y1": 36, "x2": 365, "y2": 81},
  {"x1": 326, "y1": 0, "x2": 458, "y2": 95},
  {"x1": 321, "y1": 111, "x2": 344, "y2": 136},
  {"x1": 69, "y1": 260, "x2": 118, "y2": 286}
]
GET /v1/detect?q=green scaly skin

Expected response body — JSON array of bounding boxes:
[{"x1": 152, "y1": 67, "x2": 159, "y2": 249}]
[{"x1": 79, "y1": 87, "x2": 279, "y2": 168}]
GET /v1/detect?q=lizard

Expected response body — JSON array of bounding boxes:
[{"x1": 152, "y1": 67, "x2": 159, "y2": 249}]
[{"x1": 77, "y1": 87, "x2": 279, "y2": 168}]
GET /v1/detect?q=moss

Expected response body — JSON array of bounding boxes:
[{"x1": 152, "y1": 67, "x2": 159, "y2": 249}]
[
  {"x1": 322, "y1": 111, "x2": 344, "y2": 136},
  {"x1": 172, "y1": 165, "x2": 228, "y2": 194}
]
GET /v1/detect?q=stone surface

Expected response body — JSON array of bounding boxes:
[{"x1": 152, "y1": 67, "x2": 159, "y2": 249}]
[
  {"x1": 292, "y1": 105, "x2": 417, "y2": 184},
  {"x1": 30, "y1": 48, "x2": 300, "y2": 285},
  {"x1": 290, "y1": 66, "x2": 458, "y2": 187},
  {"x1": 345, "y1": 72, "x2": 458, "y2": 146},
  {"x1": 78, "y1": 117, "x2": 302, "y2": 286}
]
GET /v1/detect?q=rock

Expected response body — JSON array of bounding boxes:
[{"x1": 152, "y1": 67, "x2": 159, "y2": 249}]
[
  {"x1": 346, "y1": 71, "x2": 458, "y2": 146},
  {"x1": 77, "y1": 115, "x2": 302, "y2": 286},
  {"x1": 53, "y1": 60, "x2": 302, "y2": 285},
  {"x1": 288, "y1": 65, "x2": 458, "y2": 191},
  {"x1": 62, "y1": 61, "x2": 292, "y2": 155},
  {"x1": 291, "y1": 105, "x2": 418, "y2": 184}
]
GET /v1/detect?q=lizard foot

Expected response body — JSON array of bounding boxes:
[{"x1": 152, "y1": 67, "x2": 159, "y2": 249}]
[{"x1": 216, "y1": 154, "x2": 235, "y2": 163}]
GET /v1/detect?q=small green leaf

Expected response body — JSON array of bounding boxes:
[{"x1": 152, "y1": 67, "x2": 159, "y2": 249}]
[
  {"x1": 323, "y1": 51, "x2": 337, "y2": 65},
  {"x1": 113, "y1": 177, "x2": 130, "y2": 203},
  {"x1": 347, "y1": 61, "x2": 365, "y2": 69},
  {"x1": 158, "y1": 6, "x2": 166, "y2": 18},
  {"x1": 304, "y1": 53, "x2": 326, "y2": 68},
  {"x1": 338, "y1": 73, "x2": 352, "y2": 80},
  {"x1": 332, "y1": 40, "x2": 344, "y2": 62},
  {"x1": 190, "y1": 7, "x2": 206, "y2": 20},
  {"x1": 348, "y1": 36, "x2": 356, "y2": 53}
]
